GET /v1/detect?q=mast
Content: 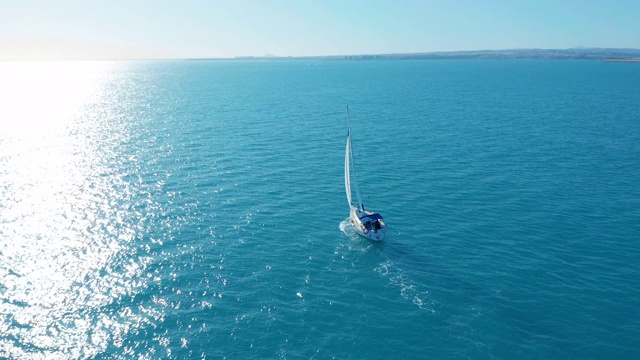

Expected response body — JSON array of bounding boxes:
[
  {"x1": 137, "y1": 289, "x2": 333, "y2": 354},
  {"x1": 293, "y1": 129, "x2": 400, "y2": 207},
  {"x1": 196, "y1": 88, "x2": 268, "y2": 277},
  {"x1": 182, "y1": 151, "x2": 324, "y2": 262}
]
[{"x1": 346, "y1": 106, "x2": 364, "y2": 211}]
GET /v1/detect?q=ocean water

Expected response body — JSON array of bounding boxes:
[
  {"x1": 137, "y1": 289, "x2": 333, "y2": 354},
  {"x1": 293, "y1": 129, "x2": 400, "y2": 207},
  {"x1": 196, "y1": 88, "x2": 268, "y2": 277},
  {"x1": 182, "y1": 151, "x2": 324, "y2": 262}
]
[{"x1": 1, "y1": 59, "x2": 639, "y2": 359}]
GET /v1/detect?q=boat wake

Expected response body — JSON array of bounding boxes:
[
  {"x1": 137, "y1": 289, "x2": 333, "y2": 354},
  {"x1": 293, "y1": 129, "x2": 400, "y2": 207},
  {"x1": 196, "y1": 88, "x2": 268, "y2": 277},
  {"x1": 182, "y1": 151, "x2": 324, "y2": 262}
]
[
  {"x1": 339, "y1": 219, "x2": 435, "y2": 312},
  {"x1": 339, "y1": 218, "x2": 353, "y2": 236},
  {"x1": 374, "y1": 259, "x2": 436, "y2": 313},
  {"x1": 339, "y1": 218, "x2": 371, "y2": 242}
]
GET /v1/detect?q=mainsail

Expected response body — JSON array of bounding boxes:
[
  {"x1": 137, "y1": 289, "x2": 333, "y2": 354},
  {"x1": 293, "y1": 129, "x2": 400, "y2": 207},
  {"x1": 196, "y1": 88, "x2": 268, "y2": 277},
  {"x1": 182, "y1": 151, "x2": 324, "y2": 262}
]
[
  {"x1": 345, "y1": 107, "x2": 364, "y2": 211},
  {"x1": 345, "y1": 134, "x2": 352, "y2": 207}
]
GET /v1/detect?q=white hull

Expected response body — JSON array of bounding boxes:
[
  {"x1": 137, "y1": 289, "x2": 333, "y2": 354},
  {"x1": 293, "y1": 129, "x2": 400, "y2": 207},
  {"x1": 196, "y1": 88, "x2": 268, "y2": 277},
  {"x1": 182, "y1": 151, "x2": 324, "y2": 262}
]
[{"x1": 350, "y1": 207, "x2": 386, "y2": 241}]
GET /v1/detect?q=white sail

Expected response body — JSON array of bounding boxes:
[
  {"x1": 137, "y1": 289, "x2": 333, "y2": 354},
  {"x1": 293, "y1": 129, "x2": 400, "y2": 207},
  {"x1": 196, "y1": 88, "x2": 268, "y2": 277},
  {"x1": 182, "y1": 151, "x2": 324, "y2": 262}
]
[
  {"x1": 345, "y1": 134, "x2": 352, "y2": 207},
  {"x1": 345, "y1": 116, "x2": 364, "y2": 211}
]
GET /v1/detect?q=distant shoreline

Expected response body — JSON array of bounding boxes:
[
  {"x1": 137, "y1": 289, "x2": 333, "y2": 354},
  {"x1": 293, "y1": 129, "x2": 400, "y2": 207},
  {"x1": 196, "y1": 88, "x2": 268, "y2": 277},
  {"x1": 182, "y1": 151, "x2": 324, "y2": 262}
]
[
  {"x1": 187, "y1": 48, "x2": 640, "y2": 62},
  {"x1": 4, "y1": 48, "x2": 640, "y2": 62},
  {"x1": 603, "y1": 58, "x2": 640, "y2": 63}
]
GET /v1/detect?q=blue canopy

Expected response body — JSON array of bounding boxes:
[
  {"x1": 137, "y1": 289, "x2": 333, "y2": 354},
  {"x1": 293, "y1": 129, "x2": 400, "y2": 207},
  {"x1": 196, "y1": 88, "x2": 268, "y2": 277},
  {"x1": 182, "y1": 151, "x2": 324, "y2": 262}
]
[{"x1": 359, "y1": 213, "x2": 383, "y2": 221}]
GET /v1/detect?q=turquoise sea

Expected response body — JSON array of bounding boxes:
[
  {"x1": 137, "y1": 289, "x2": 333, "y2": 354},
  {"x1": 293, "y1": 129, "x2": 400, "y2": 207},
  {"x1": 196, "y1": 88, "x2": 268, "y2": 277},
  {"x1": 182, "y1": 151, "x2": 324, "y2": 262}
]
[{"x1": 1, "y1": 59, "x2": 639, "y2": 359}]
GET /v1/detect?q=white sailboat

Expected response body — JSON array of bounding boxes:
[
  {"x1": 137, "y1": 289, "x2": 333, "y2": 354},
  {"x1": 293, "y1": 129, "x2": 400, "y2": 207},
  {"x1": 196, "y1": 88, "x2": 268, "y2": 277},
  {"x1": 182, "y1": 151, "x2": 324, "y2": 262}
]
[{"x1": 344, "y1": 106, "x2": 386, "y2": 241}]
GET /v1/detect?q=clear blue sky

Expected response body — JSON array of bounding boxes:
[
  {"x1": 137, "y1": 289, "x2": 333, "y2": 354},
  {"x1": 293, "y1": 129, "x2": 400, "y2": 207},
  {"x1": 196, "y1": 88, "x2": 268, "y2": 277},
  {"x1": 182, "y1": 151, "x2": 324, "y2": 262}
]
[{"x1": 1, "y1": 0, "x2": 639, "y2": 60}]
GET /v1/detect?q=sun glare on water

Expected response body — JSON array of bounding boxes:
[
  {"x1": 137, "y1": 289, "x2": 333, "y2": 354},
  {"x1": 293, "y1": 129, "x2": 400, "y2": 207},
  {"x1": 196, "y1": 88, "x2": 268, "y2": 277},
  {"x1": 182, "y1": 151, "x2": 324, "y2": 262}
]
[
  {"x1": 0, "y1": 61, "x2": 111, "y2": 137},
  {"x1": 0, "y1": 61, "x2": 152, "y2": 358}
]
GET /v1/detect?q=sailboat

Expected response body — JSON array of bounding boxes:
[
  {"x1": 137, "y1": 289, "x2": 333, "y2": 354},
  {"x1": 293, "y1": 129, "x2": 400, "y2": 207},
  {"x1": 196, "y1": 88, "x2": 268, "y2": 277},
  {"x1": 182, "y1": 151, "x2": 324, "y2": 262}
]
[{"x1": 344, "y1": 106, "x2": 386, "y2": 241}]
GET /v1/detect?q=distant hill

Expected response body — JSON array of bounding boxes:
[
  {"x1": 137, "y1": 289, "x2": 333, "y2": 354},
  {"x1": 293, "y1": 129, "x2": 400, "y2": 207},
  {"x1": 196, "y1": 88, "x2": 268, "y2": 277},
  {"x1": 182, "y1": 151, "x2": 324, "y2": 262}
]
[{"x1": 217, "y1": 48, "x2": 640, "y2": 61}]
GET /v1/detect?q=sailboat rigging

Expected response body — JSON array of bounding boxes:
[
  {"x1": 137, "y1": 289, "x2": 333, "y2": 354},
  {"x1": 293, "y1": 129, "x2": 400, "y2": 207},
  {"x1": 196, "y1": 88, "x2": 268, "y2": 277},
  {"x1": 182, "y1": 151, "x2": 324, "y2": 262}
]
[{"x1": 344, "y1": 106, "x2": 386, "y2": 241}]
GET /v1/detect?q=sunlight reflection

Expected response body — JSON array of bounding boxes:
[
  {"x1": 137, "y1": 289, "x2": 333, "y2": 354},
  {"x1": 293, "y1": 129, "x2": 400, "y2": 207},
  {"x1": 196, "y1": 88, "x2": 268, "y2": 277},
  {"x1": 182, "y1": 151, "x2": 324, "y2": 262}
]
[
  {"x1": 0, "y1": 61, "x2": 114, "y2": 138},
  {"x1": 0, "y1": 61, "x2": 151, "y2": 359}
]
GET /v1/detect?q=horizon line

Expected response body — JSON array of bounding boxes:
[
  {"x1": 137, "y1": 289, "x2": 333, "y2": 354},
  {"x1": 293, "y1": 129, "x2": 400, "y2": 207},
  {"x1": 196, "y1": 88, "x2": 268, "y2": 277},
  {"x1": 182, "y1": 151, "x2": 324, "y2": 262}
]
[{"x1": 2, "y1": 47, "x2": 640, "y2": 62}]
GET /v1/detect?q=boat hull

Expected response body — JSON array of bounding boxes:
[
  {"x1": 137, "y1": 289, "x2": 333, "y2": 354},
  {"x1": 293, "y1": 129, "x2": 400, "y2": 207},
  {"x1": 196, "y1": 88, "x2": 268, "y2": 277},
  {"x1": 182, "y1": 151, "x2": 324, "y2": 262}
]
[{"x1": 350, "y1": 207, "x2": 386, "y2": 241}]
